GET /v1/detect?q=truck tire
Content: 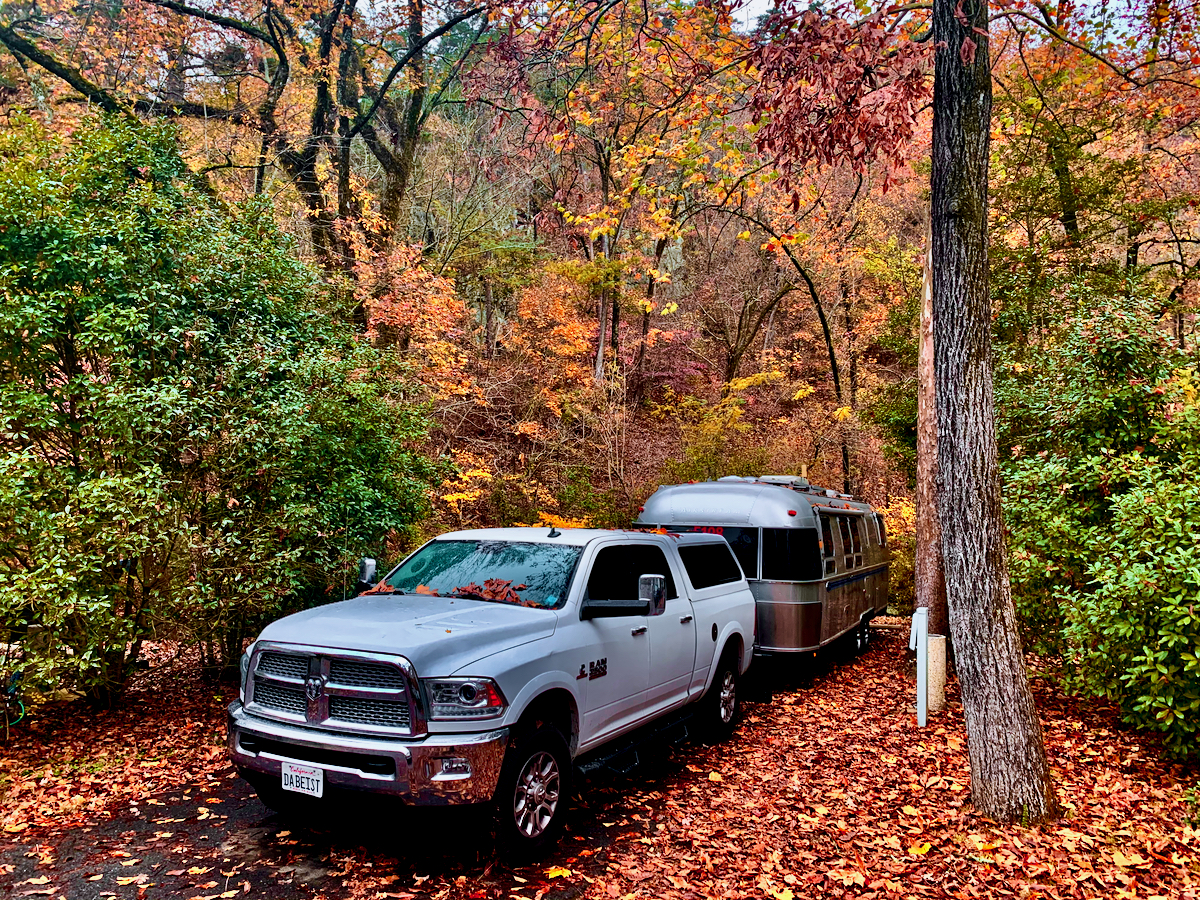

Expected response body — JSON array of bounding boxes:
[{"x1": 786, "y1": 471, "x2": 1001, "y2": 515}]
[
  {"x1": 700, "y1": 648, "x2": 740, "y2": 742},
  {"x1": 494, "y1": 724, "x2": 572, "y2": 853}
]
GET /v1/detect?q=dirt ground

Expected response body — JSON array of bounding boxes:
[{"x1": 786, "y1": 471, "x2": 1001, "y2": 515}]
[{"x1": 2, "y1": 630, "x2": 1197, "y2": 900}]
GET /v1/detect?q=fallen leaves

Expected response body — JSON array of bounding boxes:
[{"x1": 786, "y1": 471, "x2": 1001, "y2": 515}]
[{"x1": 0, "y1": 633, "x2": 1196, "y2": 900}]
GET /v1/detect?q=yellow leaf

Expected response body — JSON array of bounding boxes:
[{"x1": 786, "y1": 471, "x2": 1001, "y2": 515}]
[
  {"x1": 737, "y1": 230, "x2": 751, "y2": 240},
  {"x1": 771, "y1": 890, "x2": 794, "y2": 900},
  {"x1": 545, "y1": 866, "x2": 572, "y2": 879},
  {"x1": 834, "y1": 405, "x2": 853, "y2": 422},
  {"x1": 901, "y1": 805, "x2": 920, "y2": 816},
  {"x1": 187, "y1": 866, "x2": 212, "y2": 875},
  {"x1": 708, "y1": 772, "x2": 723, "y2": 782},
  {"x1": 22, "y1": 876, "x2": 52, "y2": 885},
  {"x1": 909, "y1": 842, "x2": 932, "y2": 856}
]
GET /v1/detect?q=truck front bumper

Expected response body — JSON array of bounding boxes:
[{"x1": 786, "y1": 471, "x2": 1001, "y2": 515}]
[{"x1": 227, "y1": 701, "x2": 509, "y2": 805}]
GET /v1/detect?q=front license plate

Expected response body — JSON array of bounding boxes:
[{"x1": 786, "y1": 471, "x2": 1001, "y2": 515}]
[{"x1": 281, "y1": 761, "x2": 323, "y2": 798}]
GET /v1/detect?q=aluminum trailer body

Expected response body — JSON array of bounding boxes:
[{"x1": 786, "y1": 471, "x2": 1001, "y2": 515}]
[{"x1": 636, "y1": 476, "x2": 890, "y2": 653}]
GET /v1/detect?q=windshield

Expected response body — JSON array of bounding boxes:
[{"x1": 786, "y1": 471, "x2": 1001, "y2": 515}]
[{"x1": 383, "y1": 540, "x2": 582, "y2": 609}]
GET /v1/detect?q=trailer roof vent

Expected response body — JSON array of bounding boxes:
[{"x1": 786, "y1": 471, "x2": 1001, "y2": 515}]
[{"x1": 760, "y1": 474, "x2": 810, "y2": 490}]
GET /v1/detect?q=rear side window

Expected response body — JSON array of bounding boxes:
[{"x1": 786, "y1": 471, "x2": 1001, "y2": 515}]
[
  {"x1": 678, "y1": 543, "x2": 743, "y2": 590},
  {"x1": 663, "y1": 525, "x2": 758, "y2": 579},
  {"x1": 761, "y1": 528, "x2": 822, "y2": 581},
  {"x1": 587, "y1": 544, "x2": 677, "y2": 601},
  {"x1": 876, "y1": 514, "x2": 888, "y2": 547}
]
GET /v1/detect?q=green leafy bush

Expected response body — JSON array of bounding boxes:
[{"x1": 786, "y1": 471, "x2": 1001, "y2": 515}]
[
  {"x1": 999, "y1": 291, "x2": 1200, "y2": 756},
  {"x1": 0, "y1": 117, "x2": 437, "y2": 700}
]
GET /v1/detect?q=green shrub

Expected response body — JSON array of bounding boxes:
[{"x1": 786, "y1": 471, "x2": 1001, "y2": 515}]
[
  {"x1": 0, "y1": 117, "x2": 437, "y2": 700},
  {"x1": 999, "y1": 291, "x2": 1200, "y2": 756}
]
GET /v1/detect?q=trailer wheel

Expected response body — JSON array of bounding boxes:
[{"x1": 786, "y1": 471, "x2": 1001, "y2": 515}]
[
  {"x1": 700, "y1": 648, "x2": 740, "y2": 742},
  {"x1": 855, "y1": 619, "x2": 871, "y2": 653},
  {"x1": 494, "y1": 724, "x2": 572, "y2": 854}
]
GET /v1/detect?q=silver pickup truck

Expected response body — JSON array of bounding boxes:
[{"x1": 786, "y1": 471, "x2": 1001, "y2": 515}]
[{"x1": 228, "y1": 527, "x2": 756, "y2": 848}]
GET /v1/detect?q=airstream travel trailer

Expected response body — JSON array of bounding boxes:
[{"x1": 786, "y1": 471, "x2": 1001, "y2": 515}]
[{"x1": 636, "y1": 476, "x2": 889, "y2": 654}]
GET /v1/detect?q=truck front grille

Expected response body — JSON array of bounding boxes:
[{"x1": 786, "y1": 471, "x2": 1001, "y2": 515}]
[
  {"x1": 258, "y1": 651, "x2": 308, "y2": 681},
  {"x1": 248, "y1": 646, "x2": 419, "y2": 736},
  {"x1": 329, "y1": 696, "x2": 411, "y2": 729},
  {"x1": 253, "y1": 681, "x2": 306, "y2": 716},
  {"x1": 328, "y1": 659, "x2": 405, "y2": 690}
]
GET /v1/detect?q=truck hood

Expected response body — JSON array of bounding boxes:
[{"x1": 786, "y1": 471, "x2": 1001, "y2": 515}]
[{"x1": 256, "y1": 593, "x2": 558, "y2": 676}]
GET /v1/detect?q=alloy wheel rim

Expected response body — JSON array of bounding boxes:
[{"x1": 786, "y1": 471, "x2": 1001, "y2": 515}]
[
  {"x1": 513, "y1": 750, "x2": 560, "y2": 838},
  {"x1": 719, "y1": 670, "x2": 736, "y2": 723}
]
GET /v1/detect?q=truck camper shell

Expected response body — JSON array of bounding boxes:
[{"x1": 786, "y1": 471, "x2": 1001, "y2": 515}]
[{"x1": 636, "y1": 476, "x2": 889, "y2": 653}]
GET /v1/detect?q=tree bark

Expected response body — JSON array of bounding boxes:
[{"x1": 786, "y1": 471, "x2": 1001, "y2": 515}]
[
  {"x1": 931, "y1": 0, "x2": 1059, "y2": 823},
  {"x1": 483, "y1": 280, "x2": 496, "y2": 358},
  {"x1": 916, "y1": 242, "x2": 948, "y2": 637}
]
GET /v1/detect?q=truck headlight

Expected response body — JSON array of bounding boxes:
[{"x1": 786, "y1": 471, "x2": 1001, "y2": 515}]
[
  {"x1": 239, "y1": 643, "x2": 256, "y2": 703},
  {"x1": 424, "y1": 678, "x2": 506, "y2": 720}
]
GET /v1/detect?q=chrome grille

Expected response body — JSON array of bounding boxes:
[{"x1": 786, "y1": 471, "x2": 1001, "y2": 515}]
[
  {"x1": 329, "y1": 696, "x2": 411, "y2": 729},
  {"x1": 328, "y1": 659, "x2": 405, "y2": 690},
  {"x1": 248, "y1": 645, "x2": 418, "y2": 736},
  {"x1": 257, "y1": 651, "x2": 308, "y2": 681},
  {"x1": 253, "y1": 681, "x2": 306, "y2": 716}
]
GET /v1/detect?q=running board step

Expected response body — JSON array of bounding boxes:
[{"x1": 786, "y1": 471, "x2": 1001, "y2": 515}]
[{"x1": 576, "y1": 711, "x2": 696, "y2": 775}]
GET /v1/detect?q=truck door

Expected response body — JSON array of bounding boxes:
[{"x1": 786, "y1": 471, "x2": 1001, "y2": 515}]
[
  {"x1": 579, "y1": 543, "x2": 652, "y2": 742},
  {"x1": 641, "y1": 544, "x2": 696, "y2": 715}
]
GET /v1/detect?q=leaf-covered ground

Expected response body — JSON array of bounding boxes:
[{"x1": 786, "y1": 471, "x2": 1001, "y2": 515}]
[{"x1": 1, "y1": 630, "x2": 1197, "y2": 900}]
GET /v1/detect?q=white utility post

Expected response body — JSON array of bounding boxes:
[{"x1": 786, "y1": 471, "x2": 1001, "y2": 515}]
[{"x1": 909, "y1": 607, "x2": 929, "y2": 726}]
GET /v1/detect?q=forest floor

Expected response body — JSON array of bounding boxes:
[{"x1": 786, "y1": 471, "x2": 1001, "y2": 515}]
[{"x1": 1, "y1": 630, "x2": 1197, "y2": 900}]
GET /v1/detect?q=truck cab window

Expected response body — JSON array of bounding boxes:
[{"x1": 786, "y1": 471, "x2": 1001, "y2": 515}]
[
  {"x1": 587, "y1": 544, "x2": 677, "y2": 603},
  {"x1": 678, "y1": 543, "x2": 742, "y2": 589}
]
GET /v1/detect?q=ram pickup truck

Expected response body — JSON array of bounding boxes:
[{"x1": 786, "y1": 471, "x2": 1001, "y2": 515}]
[{"x1": 228, "y1": 528, "x2": 756, "y2": 847}]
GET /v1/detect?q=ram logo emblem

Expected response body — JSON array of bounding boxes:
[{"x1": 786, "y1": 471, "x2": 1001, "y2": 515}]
[{"x1": 588, "y1": 658, "x2": 608, "y2": 680}]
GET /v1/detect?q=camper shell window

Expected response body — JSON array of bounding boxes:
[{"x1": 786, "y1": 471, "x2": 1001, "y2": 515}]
[
  {"x1": 678, "y1": 543, "x2": 743, "y2": 589},
  {"x1": 657, "y1": 525, "x2": 758, "y2": 580}
]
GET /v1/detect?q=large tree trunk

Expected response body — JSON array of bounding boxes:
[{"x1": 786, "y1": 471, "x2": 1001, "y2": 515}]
[
  {"x1": 931, "y1": 0, "x2": 1058, "y2": 823},
  {"x1": 916, "y1": 242, "x2": 948, "y2": 637}
]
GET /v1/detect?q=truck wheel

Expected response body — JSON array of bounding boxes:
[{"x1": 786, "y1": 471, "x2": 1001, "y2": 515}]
[
  {"x1": 701, "y1": 649, "x2": 740, "y2": 742},
  {"x1": 494, "y1": 724, "x2": 572, "y2": 853}
]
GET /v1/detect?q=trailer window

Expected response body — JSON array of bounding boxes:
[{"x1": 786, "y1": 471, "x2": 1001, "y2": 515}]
[
  {"x1": 820, "y1": 515, "x2": 836, "y2": 575},
  {"x1": 848, "y1": 517, "x2": 863, "y2": 568},
  {"x1": 876, "y1": 514, "x2": 888, "y2": 548},
  {"x1": 678, "y1": 543, "x2": 743, "y2": 589},
  {"x1": 761, "y1": 528, "x2": 822, "y2": 581},
  {"x1": 837, "y1": 517, "x2": 857, "y2": 569}
]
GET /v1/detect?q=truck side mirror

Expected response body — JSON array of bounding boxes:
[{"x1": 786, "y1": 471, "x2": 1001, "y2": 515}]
[
  {"x1": 355, "y1": 557, "x2": 377, "y2": 596},
  {"x1": 639, "y1": 574, "x2": 666, "y2": 617}
]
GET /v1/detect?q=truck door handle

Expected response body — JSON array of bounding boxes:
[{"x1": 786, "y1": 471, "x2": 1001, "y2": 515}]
[
  {"x1": 631, "y1": 626, "x2": 648, "y2": 636},
  {"x1": 680, "y1": 615, "x2": 693, "y2": 624}
]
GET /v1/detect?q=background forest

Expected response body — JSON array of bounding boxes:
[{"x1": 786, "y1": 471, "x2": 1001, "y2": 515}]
[{"x1": 0, "y1": 0, "x2": 1197, "y2": 756}]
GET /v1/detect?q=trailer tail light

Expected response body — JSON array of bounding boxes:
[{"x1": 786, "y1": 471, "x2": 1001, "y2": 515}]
[{"x1": 787, "y1": 509, "x2": 797, "y2": 517}]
